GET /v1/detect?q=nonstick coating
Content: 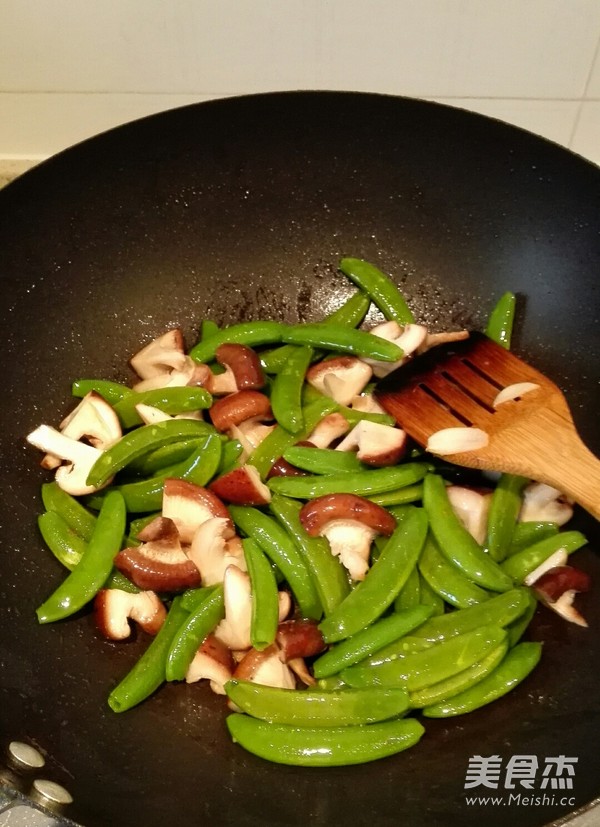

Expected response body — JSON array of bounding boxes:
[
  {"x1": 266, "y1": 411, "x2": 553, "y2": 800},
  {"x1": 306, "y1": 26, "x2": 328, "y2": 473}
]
[{"x1": 0, "y1": 92, "x2": 599, "y2": 827}]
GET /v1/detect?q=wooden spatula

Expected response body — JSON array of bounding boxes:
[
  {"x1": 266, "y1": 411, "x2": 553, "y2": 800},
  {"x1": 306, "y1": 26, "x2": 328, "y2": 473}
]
[{"x1": 375, "y1": 332, "x2": 600, "y2": 521}]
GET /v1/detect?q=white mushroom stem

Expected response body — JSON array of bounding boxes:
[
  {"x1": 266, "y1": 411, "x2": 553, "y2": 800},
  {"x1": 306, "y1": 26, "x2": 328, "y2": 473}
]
[
  {"x1": 94, "y1": 589, "x2": 166, "y2": 640},
  {"x1": 416, "y1": 329, "x2": 470, "y2": 354},
  {"x1": 350, "y1": 394, "x2": 387, "y2": 416},
  {"x1": 135, "y1": 404, "x2": 173, "y2": 425},
  {"x1": 320, "y1": 520, "x2": 377, "y2": 581},
  {"x1": 335, "y1": 420, "x2": 407, "y2": 466},
  {"x1": 365, "y1": 322, "x2": 428, "y2": 377},
  {"x1": 209, "y1": 366, "x2": 239, "y2": 396},
  {"x1": 524, "y1": 549, "x2": 569, "y2": 586},
  {"x1": 230, "y1": 417, "x2": 276, "y2": 462},
  {"x1": 187, "y1": 517, "x2": 242, "y2": 586},
  {"x1": 306, "y1": 412, "x2": 350, "y2": 448},
  {"x1": 519, "y1": 482, "x2": 574, "y2": 527},
  {"x1": 185, "y1": 635, "x2": 234, "y2": 694},
  {"x1": 426, "y1": 427, "x2": 489, "y2": 456},
  {"x1": 233, "y1": 644, "x2": 296, "y2": 689},
  {"x1": 26, "y1": 425, "x2": 107, "y2": 495},
  {"x1": 130, "y1": 329, "x2": 186, "y2": 380},
  {"x1": 446, "y1": 486, "x2": 491, "y2": 546},
  {"x1": 306, "y1": 357, "x2": 373, "y2": 406},
  {"x1": 162, "y1": 479, "x2": 231, "y2": 544},
  {"x1": 214, "y1": 566, "x2": 253, "y2": 651}
]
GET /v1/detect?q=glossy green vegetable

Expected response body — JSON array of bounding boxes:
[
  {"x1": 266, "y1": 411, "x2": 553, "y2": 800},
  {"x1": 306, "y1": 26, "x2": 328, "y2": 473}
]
[
  {"x1": 281, "y1": 323, "x2": 404, "y2": 361},
  {"x1": 218, "y1": 438, "x2": 244, "y2": 474},
  {"x1": 313, "y1": 606, "x2": 433, "y2": 679},
  {"x1": 423, "y1": 641, "x2": 542, "y2": 717},
  {"x1": 41, "y1": 482, "x2": 97, "y2": 541},
  {"x1": 36, "y1": 491, "x2": 126, "y2": 623},
  {"x1": 423, "y1": 474, "x2": 512, "y2": 592},
  {"x1": 226, "y1": 681, "x2": 410, "y2": 726},
  {"x1": 318, "y1": 507, "x2": 428, "y2": 642},
  {"x1": 418, "y1": 573, "x2": 445, "y2": 616},
  {"x1": 229, "y1": 506, "x2": 322, "y2": 620},
  {"x1": 343, "y1": 625, "x2": 507, "y2": 692},
  {"x1": 394, "y1": 565, "x2": 421, "y2": 611},
  {"x1": 418, "y1": 536, "x2": 491, "y2": 608},
  {"x1": 283, "y1": 445, "x2": 364, "y2": 475},
  {"x1": 108, "y1": 597, "x2": 189, "y2": 712},
  {"x1": 71, "y1": 378, "x2": 133, "y2": 405},
  {"x1": 200, "y1": 319, "x2": 219, "y2": 340},
  {"x1": 485, "y1": 474, "x2": 527, "y2": 562},
  {"x1": 189, "y1": 321, "x2": 284, "y2": 363},
  {"x1": 269, "y1": 463, "x2": 429, "y2": 500},
  {"x1": 507, "y1": 521, "x2": 559, "y2": 556},
  {"x1": 243, "y1": 538, "x2": 279, "y2": 651},
  {"x1": 86, "y1": 420, "x2": 214, "y2": 487},
  {"x1": 269, "y1": 346, "x2": 312, "y2": 434},
  {"x1": 113, "y1": 387, "x2": 212, "y2": 428},
  {"x1": 226, "y1": 714, "x2": 424, "y2": 766},
  {"x1": 409, "y1": 640, "x2": 509, "y2": 708},
  {"x1": 369, "y1": 484, "x2": 424, "y2": 508},
  {"x1": 485, "y1": 291, "x2": 516, "y2": 350},
  {"x1": 269, "y1": 494, "x2": 350, "y2": 615},
  {"x1": 507, "y1": 590, "x2": 538, "y2": 647},
  {"x1": 339, "y1": 258, "x2": 415, "y2": 324},
  {"x1": 165, "y1": 586, "x2": 224, "y2": 681},
  {"x1": 128, "y1": 437, "x2": 204, "y2": 476},
  {"x1": 501, "y1": 531, "x2": 587, "y2": 583}
]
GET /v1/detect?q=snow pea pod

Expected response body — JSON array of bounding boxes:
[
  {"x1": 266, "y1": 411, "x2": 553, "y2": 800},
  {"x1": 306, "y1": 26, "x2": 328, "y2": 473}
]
[
  {"x1": 229, "y1": 506, "x2": 322, "y2": 620},
  {"x1": 281, "y1": 324, "x2": 404, "y2": 362},
  {"x1": 394, "y1": 565, "x2": 421, "y2": 611},
  {"x1": 418, "y1": 536, "x2": 491, "y2": 608},
  {"x1": 226, "y1": 681, "x2": 410, "y2": 726},
  {"x1": 71, "y1": 378, "x2": 133, "y2": 405},
  {"x1": 418, "y1": 574, "x2": 445, "y2": 616},
  {"x1": 269, "y1": 494, "x2": 350, "y2": 615},
  {"x1": 87, "y1": 419, "x2": 214, "y2": 487},
  {"x1": 270, "y1": 346, "x2": 313, "y2": 434},
  {"x1": 409, "y1": 587, "x2": 531, "y2": 643},
  {"x1": 200, "y1": 319, "x2": 219, "y2": 340},
  {"x1": 41, "y1": 481, "x2": 97, "y2": 541},
  {"x1": 243, "y1": 538, "x2": 279, "y2": 651},
  {"x1": 507, "y1": 521, "x2": 559, "y2": 556},
  {"x1": 409, "y1": 640, "x2": 509, "y2": 708},
  {"x1": 343, "y1": 625, "x2": 507, "y2": 693},
  {"x1": 249, "y1": 396, "x2": 338, "y2": 479},
  {"x1": 165, "y1": 585, "x2": 224, "y2": 681},
  {"x1": 501, "y1": 531, "x2": 587, "y2": 583},
  {"x1": 127, "y1": 437, "x2": 205, "y2": 476},
  {"x1": 113, "y1": 387, "x2": 212, "y2": 428},
  {"x1": 36, "y1": 490, "x2": 126, "y2": 623},
  {"x1": 189, "y1": 321, "x2": 285, "y2": 363},
  {"x1": 369, "y1": 484, "x2": 424, "y2": 508},
  {"x1": 283, "y1": 446, "x2": 364, "y2": 475},
  {"x1": 339, "y1": 258, "x2": 415, "y2": 324},
  {"x1": 485, "y1": 474, "x2": 527, "y2": 562},
  {"x1": 423, "y1": 641, "x2": 542, "y2": 717},
  {"x1": 485, "y1": 291, "x2": 516, "y2": 350},
  {"x1": 269, "y1": 463, "x2": 429, "y2": 500},
  {"x1": 423, "y1": 474, "x2": 513, "y2": 593},
  {"x1": 313, "y1": 606, "x2": 433, "y2": 679},
  {"x1": 226, "y1": 714, "x2": 424, "y2": 766},
  {"x1": 507, "y1": 590, "x2": 538, "y2": 647},
  {"x1": 318, "y1": 507, "x2": 428, "y2": 642},
  {"x1": 108, "y1": 597, "x2": 189, "y2": 712}
]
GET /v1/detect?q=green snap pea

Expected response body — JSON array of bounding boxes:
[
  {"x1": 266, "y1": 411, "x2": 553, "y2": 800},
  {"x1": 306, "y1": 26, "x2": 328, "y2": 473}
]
[
  {"x1": 243, "y1": 538, "x2": 279, "y2": 651},
  {"x1": 127, "y1": 437, "x2": 205, "y2": 476},
  {"x1": 394, "y1": 565, "x2": 421, "y2": 611},
  {"x1": 87, "y1": 420, "x2": 214, "y2": 487},
  {"x1": 338, "y1": 406, "x2": 396, "y2": 428},
  {"x1": 507, "y1": 521, "x2": 559, "y2": 556},
  {"x1": 313, "y1": 606, "x2": 433, "y2": 679},
  {"x1": 318, "y1": 507, "x2": 428, "y2": 643},
  {"x1": 229, "y1": 506, "x2": 322, "y2": 620},
  {"x1": 270, "y1": 346, "x2": 313, "y2": 434},
  {"x1": 226, "y1": 714, "x2": 424, "y2": 766},
  {"x1": 501, "y1": 531, "x2": 587, "y2": 583},
  {"x1": 317, "y1": 676, "x2": 349, "y2": 691},
  {"x1": 165, "y1": 586, "x2": 224, "y2": 681},
  {"x1": 108, "y1": 597, "x2": 189, "y2": 712},
  {"x1": 360, "y1": 635, "x2": 434, "y2": 667},
  {"x1": 260, "y1": 292, "x2": 371, "y2": 373},
  {"x1": 249, "y1": 396, "x2": 338, "y2": 479},
  {"x1": 269, "y1": 494, "x2": 350, "y2": 616},
  {"x1": 409, "y1": 640, "x2": 509, "y2": 708},
  {"x1": 113, "y1": 387, "x2": 212, "y2": 428},
  {"x1": 423, "y1": 641, "x2": 542, "y2": 717},
  {"x1": 485, "y1": 474, "x2": 527, "y2": 562},
  {"x1": 343, "y1": 625, "x2": 507, "y2": 693},
  {"x1": 269, "y1": 463, "x2": 429, "y2": 500},
  {"x1": 283, "y1": 446, "x2": 364, "y2": 475},
  {"x1": 36, "y1": 491, "x2": 126, "y2": 623},
  {"x1": 218, "y1": 438, "x2": 244, "y2": 474},
  {"x1": 200, "y1": 319, "x2": 219, "y2": 340},
  {"x1": 418, "y1": 574, "x2": 445, "y2": 616},
  {"x1": 418, "y1": 536, "x2": 491, "y2": 609},
  {"x1": 507, "y1": 590, "x2": 538, "y2": 647},
  {"x1": 71, "y1": 378, "x2": 133, "y2": 405},
  {"x1": 369, "y1": 484, "x2": 424, "y2": 508},
  {"x1": 485, "y1": 291, "x2": 516, "y2": 350},
  {"x1": 409, "y1": 587, "x2": 531, "y2": 644},
  {"x1": 281, "y1": 323, "x2": 404, "y2": 362},
  {"x1": 423, "y1": 474, "x2": 512, "y2": 593},
  {"x1": 180, "y1": 586, "x2": 218, "y2": 613},
  {"x1": 339, "y1": 258, "x2": 415, "y2": 324},
  {"x1": 189, "y1": 321, "x2": 284, "y2": 363},
  {"x1": 226, "y1": 681, "x2": 410, "y2": 726},
  {"x1": 41, "y1": 482, "x2": 97, "y2": 541}
]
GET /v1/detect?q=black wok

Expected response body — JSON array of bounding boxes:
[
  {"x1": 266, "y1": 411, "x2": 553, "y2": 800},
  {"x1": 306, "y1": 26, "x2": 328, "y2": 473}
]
[{"x1": 0, "y1": 91, "x2": 598, "y2": 827}]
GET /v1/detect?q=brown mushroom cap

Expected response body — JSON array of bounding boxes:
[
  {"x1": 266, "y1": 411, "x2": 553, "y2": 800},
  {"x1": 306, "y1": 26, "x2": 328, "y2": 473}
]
[
  {"x1": 94, "y1": 589, "x2": 166, "y2": 640},
  {"x1": 276, "y1": 620, "x2": 326, "y2": 661},
  {"x1": 209, "y1": 465, "x2": 271, "y2": 506},
  {"x1": 187, "y1": 516, "x2": 244, "y2": 586},
  {"x1": 162, "y1": 478, "x2": 232, "y2": 544},
  {"x1": 185, "y1": 634, "x2": 234, "y2": 694},
  {"x1": 300, "y1": 493, "x2": 397, "y2": 537},
  {"x1": 233, "y1": 644, "x2": 296, "y2": 689},
  {"x1": 215, "y1": 344, "x2": 265, "y2": 390},
  {"x1": 209, "y1": 390, "x2": 272, "y2": 432}
]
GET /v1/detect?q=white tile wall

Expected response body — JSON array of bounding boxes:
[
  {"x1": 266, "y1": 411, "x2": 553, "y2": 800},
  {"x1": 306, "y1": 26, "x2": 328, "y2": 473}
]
[{"x1": 0, "y1": 0, "x2": 599, "y2": 164}]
